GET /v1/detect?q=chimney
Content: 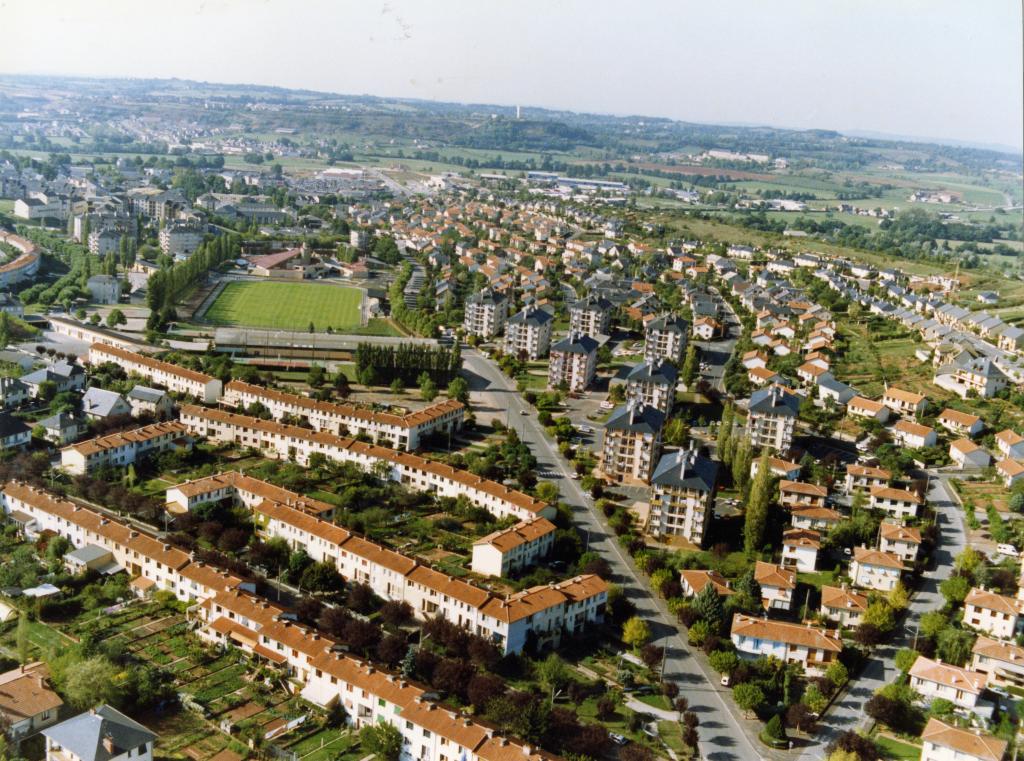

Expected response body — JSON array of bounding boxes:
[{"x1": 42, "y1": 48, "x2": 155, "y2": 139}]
[
  {"x1": 523, "y1": 745, "x2": 532, "y2": 756},
  {"x1": 102, "y1": 735, "x2": 115, "y2": 754}
]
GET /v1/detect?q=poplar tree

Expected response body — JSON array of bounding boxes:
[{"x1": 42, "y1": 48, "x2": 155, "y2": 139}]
[{"x1": 744, "y1": 450, "x2": 773, "y2": 557}]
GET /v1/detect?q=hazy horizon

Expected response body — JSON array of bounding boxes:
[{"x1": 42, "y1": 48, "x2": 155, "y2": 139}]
[{"x1": 1, "y1": 0, "x2": 1021, "y2": 152}]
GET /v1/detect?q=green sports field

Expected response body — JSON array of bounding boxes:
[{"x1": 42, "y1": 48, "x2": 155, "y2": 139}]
[{"x1": 204, "y1": 281, "x2": 364, "y2": 330}]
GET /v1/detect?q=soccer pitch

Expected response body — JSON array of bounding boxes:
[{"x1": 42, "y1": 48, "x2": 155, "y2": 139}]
[{"x1": 204, "y1": 281, "x2": 364, "y2": 331}]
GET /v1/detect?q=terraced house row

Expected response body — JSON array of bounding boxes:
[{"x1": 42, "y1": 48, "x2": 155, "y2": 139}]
[
  {"x1": 0, "y1": 481, "x2": 247, "y2": 602},
  {"x1": 178, "y1": 405, "x2": 555, "y2": 523},
  {"x1": 87, "y1": 342, "x2": 224, "y2": 403},
  {"x1": 222, "y1": 380, "x2": 465, "y2": 451},
  {"x1": 0, "y1": 483, "x2": 558, "y2": 761},
  {"x1": 196, "y1": 590, "x2": 559, "y2": 761}
]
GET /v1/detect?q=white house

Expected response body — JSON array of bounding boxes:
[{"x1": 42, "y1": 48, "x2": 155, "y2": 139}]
[
  {"x1": 730, "y1": 614, "x2": 842, "y2": 677},
  {"x1": 845, "y1": 463, "x2": 891, "y2": 493},
  {"x1": 938, "y1": 408, "x2": 984, "y2": 438},
  {"x1": 879, "y1": 522, "x2": 922, "y2": 564},
  {"x1": 892, "y1": 419, "x2": 937, "y2": 449},
  {"x1": 820, "y1": 585, "x2": 868, "y2": 628},
  {"x1": 869, "y1": 485, "x2": 923, "y2": 519},
  {"x1": 754, "y1": 561, "x2": 795, "y2": 611},
  {"x1": 471, "y1": 517, "x2": 556, "y2": 577},
  {"x1": 995, "y1": 430, "x2": 1024, "y2": 461},
  {"x1": 997, "y1": 459, "x2": 1024, "y2": 489},
  {"x1": 971, "y1": 636, "x2": 1024, "y2": 688},
  {"x1": 964, "y1": 587, "x2": 1024, "y2": 640},
  {"x1": 781, "y1": 528, "x2": 820, "y2": 572},
  {"x1": 850, "y1": 546, "x2": 903, "y2": 592},
  {"x1": 920, "y1": 718, "x2": 1006, "y2": 761},
  {"x1": 950, "y1": 439, "x2": 993, "y2": 469},
  {"x1": 847, "y1": 396, "x2": 890, "y2": 423},
  {"x1": 909, "y1": 656, "x2": 986, "y2": 711},
  {"x1": 0, "y1": 662, "x2": 63, "y2": 741},
  {"x1": 882, "y1": 386, "x2": 928, "y2": 416}
]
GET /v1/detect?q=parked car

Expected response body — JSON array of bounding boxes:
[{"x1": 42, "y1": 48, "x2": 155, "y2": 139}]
[
  {"x1": 997, "y1": 544, "x2": 1020, "y2": 558},
  {"x1": 610, "y1": 734, "x2": 627, "y2": 746}
]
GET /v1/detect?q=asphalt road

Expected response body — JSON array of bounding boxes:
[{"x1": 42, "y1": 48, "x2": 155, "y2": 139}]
[{"x1": 462, "y1": 349, "x2": 768, "y2": 761}]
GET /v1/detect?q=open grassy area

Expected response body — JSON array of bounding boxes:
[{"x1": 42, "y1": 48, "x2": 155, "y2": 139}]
[
  {"x1": 874, "y1": 733, "x2": 922, "y2": 760},
  {"x1": 204, "y1": 281, "x2": 364, "y2": 331}
]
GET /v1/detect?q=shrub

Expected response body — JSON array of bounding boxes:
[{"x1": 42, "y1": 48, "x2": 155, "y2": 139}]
[
  {"x1": 708, "y1": 650, "x2": 740, "y2": 674},
  {"x1": 759, "y1": 714, "x2": 788, "y2": 748},
  {"x1": 687, "y1": 620, "x2": 711, "y2": 647}
]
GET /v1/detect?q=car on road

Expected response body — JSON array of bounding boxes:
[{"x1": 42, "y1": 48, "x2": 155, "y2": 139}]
[
  {"x1": 569, "y1": 472, "x2": 580, "y2": 479},
  {"x1": 997, "y1": 544, "x2": 1020, "y2": 558},
  {"x1": 721, "y1": 674, "x2": 731, "y2": 686},
  {"x1": 578, "y1": 425, "x2": 593, "y2": 433},
  {"x1": 520, "y1": 409, "x2": 529, "y2": 415}
]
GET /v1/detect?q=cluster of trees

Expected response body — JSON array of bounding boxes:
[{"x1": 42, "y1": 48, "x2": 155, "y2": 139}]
[
  {"x1": 146, "y1": 233, "x2": 241, "y2": 330},
  {"x1": 353, "y1": 341, "x2": 462, "y2": 386}
]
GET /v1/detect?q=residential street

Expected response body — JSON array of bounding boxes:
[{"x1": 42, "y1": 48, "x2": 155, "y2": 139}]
[{"x1": 463, "y1": 349, "x2": 770, "y2": 761}]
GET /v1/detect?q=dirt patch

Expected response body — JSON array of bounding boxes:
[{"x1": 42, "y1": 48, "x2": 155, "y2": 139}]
[
  {"x1": 227, "y1": 701, "x2": 266, "y2": 722},
  {"x1": 419, "y1": 548, "x2": 457, "y2": 562}
]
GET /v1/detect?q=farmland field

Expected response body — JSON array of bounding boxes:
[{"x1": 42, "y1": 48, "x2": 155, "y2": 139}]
[{"x1": 204, "y1": 281, "x2": 364, "y2": 331}]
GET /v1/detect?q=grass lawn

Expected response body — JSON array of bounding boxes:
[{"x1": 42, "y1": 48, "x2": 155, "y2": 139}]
[
  {"x1": 204, "y1": 281, "x2": 363, "y2": 331},
  {"x1": 874, "y1": 734, "x2": 922, "y2": 760},
  {"x1": 797, "y1": 568, "x2": 839, "y2": 590}
]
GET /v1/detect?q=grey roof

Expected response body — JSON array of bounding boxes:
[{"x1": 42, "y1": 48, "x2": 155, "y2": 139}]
[
  {"x1": 38, "y1": 411, "x2": 83, "y2": 431},
  {"x1": 127, "y1": 385, "x2": 167, "y2": 403},
  {"x1": 65, "y1": 544, "x2": 112, "y2": 564},
  {"x1": 626, "y1": 360, "x2": 678, "y2": 386},
  {"x1": 646, "y1": 313, "x2": 688, "y2": 334},
  {"x1": 552, "y1": 332, "x2": 598, "y2": 355},
  {"x1": 467, "y1": 288, "x2": 505, "y2": 306},
  {"x1": 651, "y1": 448, "x2": 718, "y2": 492},
  {"x1": 572, "y1": 294, "x2": 613, "y2": 313},
  {"x1": 0, "y1": 413, "x2": 30, "y2": 438},
  {"x1": 748, "y1": 386, "x2": 801, "y2": 418},
  {"x1": 20, "y1": 360, "x2": 84, "y2": 386},
  {"x1": 43, "y1": 705, "x2": 156, "y2": 761},
  {"x1": 604, "y1": 402, "x2": 665, "y2": 434},
  {"x1": 82, "y1": 387, "x2": 128, "y2": 418},
  {"x1": 508, "y1": 306, "x2": 553, "y2": 327}
]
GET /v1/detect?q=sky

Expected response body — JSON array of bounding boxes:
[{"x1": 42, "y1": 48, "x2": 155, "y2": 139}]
[{"x1": 1, "y1": 0, "x2": 1021, "y2": 152}]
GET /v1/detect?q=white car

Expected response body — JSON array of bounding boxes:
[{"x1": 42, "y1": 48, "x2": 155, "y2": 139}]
[{"x1": 997, "y1": 544, "x2": 1019, "y2": 558}]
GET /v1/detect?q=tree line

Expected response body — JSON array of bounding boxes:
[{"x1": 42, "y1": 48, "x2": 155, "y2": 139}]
[
  {"x1": 146, "y1": 233, "x2": 241, "y2": 330},
  {"x1": 353, "y1": 341, "x2": 462, "y2": 386}
]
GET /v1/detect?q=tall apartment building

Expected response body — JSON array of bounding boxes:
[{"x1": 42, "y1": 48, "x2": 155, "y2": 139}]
[
  {"x1": 504, "y1": 305, "x2": 553, "y2": 360},
  {"x1": 569, "y1": 293, "x2": 614, "y2": 338},
  {"x1": 746, "y1": 385, "x2": 801, "y2": 452},
  {"x1": 625, "y1": 359, "x2": 678, "y2": 415},
  {"x1": 644, "y1": 313, "x2": 689, "y2": 365},
  {"x1": 600, "y1": 401, "x2": 664, "y2": 483},
  {"x1": 649, "y1": 447, "x2": 719, "y2": 545},
  {"x1": 159, "y1": 221, "x2": 206, "y2": 258},
  {"x1": 548, "y1": 331, "x2": 598, "y2": 393},
  {"x1": 462, "y1": 288, "x2": 509, "y2": 339}
]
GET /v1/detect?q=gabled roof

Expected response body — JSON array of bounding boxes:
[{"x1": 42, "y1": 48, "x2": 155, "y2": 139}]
[
  {"x1": 0, "y1": 662, "x2": 63, "y2": 722},
  {"x1": 679, "y1": 569, "x2": 733, "y2": 597},
  {"x1": 779, "y1": 479, "x2": 827, "y2": 497},
  {"x1": 626, "y1": 359, "x2": 679, "y2": 385},
  {"x1": 909, "y1": 656, "x2": 986, "y2": 695},
  {"x1": 754, "y1": 560, "x2": 795, "y2": 590},
  {"x1": 820, "y1": 585, "x2": 868, "y2": 612},
  {"x1": 879, "y1": 522, "x2": 921, "y2": 544},
  {"x1": 921, "y1": 718, "x2": 1006, "y2": 761},
  {"x1": 731, "y1": 614, "x2": 841, "y2": 652},
  {"x1": 852, "y1": 546, "x2": 903, "y2": 569},
  {"x1": 965, "y1": 587, "x2": 1024, "y2": 616}
]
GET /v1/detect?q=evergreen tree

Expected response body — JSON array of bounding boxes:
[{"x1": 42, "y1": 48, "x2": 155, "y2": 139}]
[
  {"x1": 732, "y1": 437, "x2": 753, "y2": 489},
  {"x1": 718, "y1": 402, "x2": 734, "y2": 467},
  {"x1": 692, "y1": 582, "x2": 724, "y2": 630},
  {"x1": 744, "y1": 451, "x2": 774, "y2": 558}
]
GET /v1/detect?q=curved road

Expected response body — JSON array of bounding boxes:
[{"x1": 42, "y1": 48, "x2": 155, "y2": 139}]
[{"x1": 462, "y1": 349, "x2": 767, "y2": 761}]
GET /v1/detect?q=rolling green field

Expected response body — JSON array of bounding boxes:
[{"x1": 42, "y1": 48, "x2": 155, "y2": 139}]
[{"x1": 204, "y1": 281, "x2": 363, "y2": 330}]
